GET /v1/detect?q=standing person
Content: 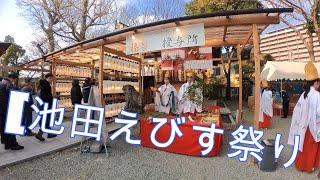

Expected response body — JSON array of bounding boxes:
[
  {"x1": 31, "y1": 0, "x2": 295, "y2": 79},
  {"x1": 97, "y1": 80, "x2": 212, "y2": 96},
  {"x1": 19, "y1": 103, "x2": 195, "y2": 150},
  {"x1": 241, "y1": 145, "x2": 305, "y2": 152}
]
[
  {"x1": 71, "y1": 79, "x2": 83, "y2": 106},
  {"x1": 259, "y1": 79, "x2": 273, "y2": 129},
  {"x1": 178, "y1": 69, "x2": 203, "y2": 117},
  {"x1": 35, "y1": 73, "x2": 57, "y2": 141},
  {"x1": 82, "y1": 78, "x2": 91, "y2": 104},
  {"x1": 0, "y1": 73, "x2": 24, "y2": 150},
  {"x1": 21, "y1": 77, "x2": 36, "y2": 136},
  {"x1": 153, "y1": 71, "x2": 178, "y2": 115},
  {"x1": 288, "y1": 62, "x2": 320, "y2": 173},
  {"x1": 281, "y1": 89, "x2": 290, "y2": 119}
]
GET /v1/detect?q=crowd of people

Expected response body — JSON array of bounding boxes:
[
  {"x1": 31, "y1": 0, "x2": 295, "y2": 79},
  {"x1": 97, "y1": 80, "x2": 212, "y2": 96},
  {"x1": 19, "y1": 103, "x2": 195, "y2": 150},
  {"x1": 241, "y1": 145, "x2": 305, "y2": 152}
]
[{"x1": 0, "y1": 72, "x2": 94, "y2": 151}]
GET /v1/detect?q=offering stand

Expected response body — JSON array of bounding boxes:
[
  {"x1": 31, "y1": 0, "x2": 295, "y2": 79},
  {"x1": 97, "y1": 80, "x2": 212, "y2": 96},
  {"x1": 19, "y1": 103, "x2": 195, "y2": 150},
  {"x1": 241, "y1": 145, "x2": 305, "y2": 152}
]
[{"x1": 140, "y1": 106, "x2": 223, "y2": 156}]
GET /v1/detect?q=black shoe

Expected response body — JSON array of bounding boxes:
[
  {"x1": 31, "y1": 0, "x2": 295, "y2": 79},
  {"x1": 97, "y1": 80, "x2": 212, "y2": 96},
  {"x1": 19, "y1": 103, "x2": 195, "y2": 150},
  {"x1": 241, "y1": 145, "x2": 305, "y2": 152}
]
[
  {"x1": 26, "y1": 131, "x2": 37, "y2": 136},
  {"x1": 1, "y1": 140, "x2": 4, "y2": 144},
  {"x1": 281, "y1": 116, "x2": 287, "y2": 119},
  {"x1": 35, "y1": 131, "x2": 45, "y2": 141},
  {"x1": 47, "y1": 134, "x2": 57, "y2": 138},
  {"x1": 10, "y1": 144, "x2": 24, "y2": 150}
]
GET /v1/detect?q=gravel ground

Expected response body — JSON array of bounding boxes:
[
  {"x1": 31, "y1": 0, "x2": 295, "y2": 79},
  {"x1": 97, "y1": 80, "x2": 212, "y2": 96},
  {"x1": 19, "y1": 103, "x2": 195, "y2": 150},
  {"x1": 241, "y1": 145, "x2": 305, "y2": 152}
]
[{"x1": 0, "y1": 101, "x2": 318, "y2": 180}]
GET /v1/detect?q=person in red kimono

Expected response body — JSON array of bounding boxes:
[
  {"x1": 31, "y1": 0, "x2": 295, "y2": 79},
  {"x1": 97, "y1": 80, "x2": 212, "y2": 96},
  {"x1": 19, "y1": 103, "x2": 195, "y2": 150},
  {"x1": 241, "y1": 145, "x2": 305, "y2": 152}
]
[
  {"x1": 259, "y1": 79, "x2": 273, "y2": 129},
  {"x1": 288, "y1": 62, "x2": 320, "y2": 173}
]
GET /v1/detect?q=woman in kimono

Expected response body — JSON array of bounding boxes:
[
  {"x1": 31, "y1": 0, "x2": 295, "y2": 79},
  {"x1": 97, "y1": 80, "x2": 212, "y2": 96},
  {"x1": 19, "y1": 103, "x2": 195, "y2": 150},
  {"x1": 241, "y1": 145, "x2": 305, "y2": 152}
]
[
  {"x1": 288, "y1": 62, "x2": 320, "y2": 173},
  {"x1": 178, "y1": 69, "x2": 203, "y2": 116},
  {"x1": 153, "y1": 71, "x2": 178, "y2": 115},
  {"x1": 259, "y1": 79, "x2": 273, "y2": 129}
]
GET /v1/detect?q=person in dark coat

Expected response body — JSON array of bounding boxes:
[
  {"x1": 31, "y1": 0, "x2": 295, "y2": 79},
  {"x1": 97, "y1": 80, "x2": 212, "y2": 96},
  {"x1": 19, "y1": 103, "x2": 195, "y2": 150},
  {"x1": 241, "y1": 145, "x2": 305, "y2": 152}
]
[
  {"x1": 0, "y1": 73, "x2": 24, "y2": 150},
  {"x1": 71, "y1": 79, "x2": 83, "y2": 105},
  {"x1": 21, "y1": 77, "x2": 36, "y2": 136},
  {"x1": 35, "y1": 73, "x2": 57, "y2": 141},
  {"x1": 281, "y1": 89, "x2": 290, "y2": 118},
  {"x1": 82, "y1": 78, "x2": 91, "y2": 104}
]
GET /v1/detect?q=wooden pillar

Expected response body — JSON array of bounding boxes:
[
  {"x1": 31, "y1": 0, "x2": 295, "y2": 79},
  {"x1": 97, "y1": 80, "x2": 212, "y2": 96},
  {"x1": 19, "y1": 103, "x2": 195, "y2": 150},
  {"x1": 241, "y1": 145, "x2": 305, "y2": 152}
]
[
  {"x1": 237, "y1": 44, "x2": 242, "y2": 125},
  {"x1": 154, "y1": 56, "x2": 158, "y2": 89},
  {"x1": 91, "y1": 60, "x2": 95, "y2": 80},
  {"x1": 99, "y1": 45, "x2": 105, "y2": 106},
  {"x1": 252, "y1": 24, "x2": 261, "y2": 130},
  {"x1": 138, "y1": 53, "x2": 143, "y2": 94},
  {"x1": 248, "y1": 24, "x2": 261, "y2": 166},
  {"x1": 52, "y1": 59, "x2": 57, "y2": 97}
]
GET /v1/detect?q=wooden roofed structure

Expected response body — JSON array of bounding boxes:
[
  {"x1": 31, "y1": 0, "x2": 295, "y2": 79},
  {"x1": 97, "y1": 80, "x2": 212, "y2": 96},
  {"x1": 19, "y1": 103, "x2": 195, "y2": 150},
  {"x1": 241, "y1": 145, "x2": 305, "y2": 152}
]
[
  {"x1": 22, "y1": 8, "x2": 292, "y2": 64},
  {"x1": 19, "y1": 8, "x2": 293, "y2": 153}
]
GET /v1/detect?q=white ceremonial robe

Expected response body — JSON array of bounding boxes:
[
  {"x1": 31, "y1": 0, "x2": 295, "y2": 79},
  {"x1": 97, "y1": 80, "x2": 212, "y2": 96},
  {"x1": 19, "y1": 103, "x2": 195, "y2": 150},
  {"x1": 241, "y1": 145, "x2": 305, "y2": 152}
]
[
  {"x1": 178, "y1": 82, "x2": 203, "y2": 114},
  {"x1": 288, "y1": 87, "x2": 320, "y2": 152},
  {"x1": 154, "y1": 83, "x2": 178, "y2": 114},
  {"x1": 259, "y1": 89, "x2": 273, "y2": 122}
]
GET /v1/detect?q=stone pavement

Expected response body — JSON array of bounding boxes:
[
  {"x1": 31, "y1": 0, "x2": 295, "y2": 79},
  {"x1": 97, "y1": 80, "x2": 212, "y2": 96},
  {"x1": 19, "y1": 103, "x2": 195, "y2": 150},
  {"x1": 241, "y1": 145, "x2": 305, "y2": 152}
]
[{"x1": 0, "y1": 121, "x2": 121, "y2": 169}]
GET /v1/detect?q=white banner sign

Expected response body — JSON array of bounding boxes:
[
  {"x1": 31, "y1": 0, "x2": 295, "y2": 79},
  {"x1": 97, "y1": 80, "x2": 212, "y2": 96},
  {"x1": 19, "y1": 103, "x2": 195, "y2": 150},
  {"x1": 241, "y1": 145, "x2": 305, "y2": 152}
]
[
  {"x1": 126, "y1": 24, "x2": 205, "y2": 55},
  {"x1": 184, "y1": 60, "x2": 213, "y2": 70}
]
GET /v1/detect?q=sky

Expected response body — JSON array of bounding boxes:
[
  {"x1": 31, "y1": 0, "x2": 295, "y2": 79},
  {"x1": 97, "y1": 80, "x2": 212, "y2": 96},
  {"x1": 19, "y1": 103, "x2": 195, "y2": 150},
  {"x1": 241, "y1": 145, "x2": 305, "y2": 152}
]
[
  {"x1": 0, "y1": 0, "x2": 33, "y2": 48},
  {"x1": 0, "y1": 0, "x2": 293, "y2": 50}
]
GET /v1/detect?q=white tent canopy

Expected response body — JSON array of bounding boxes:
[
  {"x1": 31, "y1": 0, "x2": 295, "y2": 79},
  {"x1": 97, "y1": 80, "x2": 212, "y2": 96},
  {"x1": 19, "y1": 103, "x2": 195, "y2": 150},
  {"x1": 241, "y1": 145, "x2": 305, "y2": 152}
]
[{"x1": 260, "y1": 61, "x2": 320, "y2": 81}]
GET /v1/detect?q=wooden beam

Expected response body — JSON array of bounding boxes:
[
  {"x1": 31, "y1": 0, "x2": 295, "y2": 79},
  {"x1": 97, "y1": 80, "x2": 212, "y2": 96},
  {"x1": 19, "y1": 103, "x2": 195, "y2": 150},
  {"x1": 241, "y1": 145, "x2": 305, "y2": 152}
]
[
  {"x1": 248, "y1": 23, "x2": 261, "y2": 166},
  {"x1": 206, "y1": 39, "x2": 253, "y2": 46},
  {"x1": 91, "y1": 61, "x2": 95, "y2": 80},
  {"x1": 239, "y1": 28, "x2": 253, "y2": 52},
  {"x1": 212, "y1": 57, "x2": 238, "y2": 61},
  {"x1": 103, "y1": 46, "x2": 141, "y2": 63},
  {"x1": 154, "y1": 56, "x2": 158, "y2": 91},
  {"x1": 201, "y1": 16, "x2": 280, "y2": 27},
  {"x1": 237, "y1": 44, "x2": 242, "y2": 125},
  {"x1": 47, "y1": 31, "x2": 134, "y2": 60},
  {"x1": 52, "y1": 59, "x2": 57, "y2": 97},
  {"x1": 0, "y1": 65, "x2": 50, "y2": 72},
  {"x1": 25, "y1": 62, "x2": 50, "y2": 68},
  {"x1": 54, "y1": 59, "x2": 92, "y2": 67},
  {"x1": 223, "y1": 26, "x2": 227, "y2": 41},
  {"x1": 99, "y1": 45, "x2": 105, "y2": 107},
  {"x1": 139, "y1": 54, "x2": 143, "y2": 93},
  {"x1": 252, "y1": 24, "x2": 261, "y2": 130}
]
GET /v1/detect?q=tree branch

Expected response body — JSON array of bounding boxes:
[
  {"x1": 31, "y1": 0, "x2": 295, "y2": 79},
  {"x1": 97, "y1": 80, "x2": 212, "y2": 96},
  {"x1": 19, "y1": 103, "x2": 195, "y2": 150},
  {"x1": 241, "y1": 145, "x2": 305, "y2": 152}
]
[{"x1": 281, "y1": 17, "x2": 311, "y2": 49}]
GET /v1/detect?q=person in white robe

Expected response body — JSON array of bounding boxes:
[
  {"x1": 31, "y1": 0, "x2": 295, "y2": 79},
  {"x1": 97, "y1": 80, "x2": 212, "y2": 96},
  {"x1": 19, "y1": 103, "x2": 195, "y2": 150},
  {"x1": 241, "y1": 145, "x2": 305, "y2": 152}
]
[
  {"x1": 259, "y1": 79, "x2": 273, "y2": 129},
  {"x1": 178, "y1": 69, "x2": 203, "y2": 116},
  {"x1": 153, "y1": 71, "x2": 178, "y2": 114},
  {"x1": 288, "y1": 62, "x2": 320, "y2": 172}
]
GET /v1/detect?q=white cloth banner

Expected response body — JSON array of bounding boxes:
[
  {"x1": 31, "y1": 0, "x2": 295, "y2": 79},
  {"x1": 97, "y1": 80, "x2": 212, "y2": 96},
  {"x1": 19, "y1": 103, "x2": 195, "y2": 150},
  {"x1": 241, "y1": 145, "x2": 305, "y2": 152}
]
[{"x1": 184, "y1": 60, "x2": 213, "y2": 70}]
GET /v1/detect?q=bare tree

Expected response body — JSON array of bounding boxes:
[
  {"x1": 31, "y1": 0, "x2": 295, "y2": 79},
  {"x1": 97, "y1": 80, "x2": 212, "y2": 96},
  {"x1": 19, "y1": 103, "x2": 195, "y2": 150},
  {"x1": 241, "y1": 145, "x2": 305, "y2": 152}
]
[
  {"x1": 54, "y1": 0, "x2": 116, "y2": 42},
  {"x1": 263, "y1": 0, "x2": 320, "y2": 62},
  {"x1": 150, "y1": 0, "x2": 186, "y2": 21},
  {"x1": 116, "y1": 0, "x2": 186, "y2": 27},
  {"x1": 17, "y1": 0, "x2": 62, "y2": 52}
]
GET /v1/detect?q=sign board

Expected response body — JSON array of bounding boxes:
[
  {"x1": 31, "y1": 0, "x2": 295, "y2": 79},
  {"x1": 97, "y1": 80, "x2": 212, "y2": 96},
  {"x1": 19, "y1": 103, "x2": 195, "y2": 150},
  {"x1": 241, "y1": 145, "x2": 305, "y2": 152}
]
[
  {"x1": 161, "y1": 48, "x2": 185, "y2": 70},
  {"x1": 88, "y1": 86, "x2": 102, "y2": 107},
  {"x1": 184, "y1": 46, "x2": 213, "y2": 70},
  {"x1": 126, "y1": 24, "x2": 205, "y2": 55}
]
